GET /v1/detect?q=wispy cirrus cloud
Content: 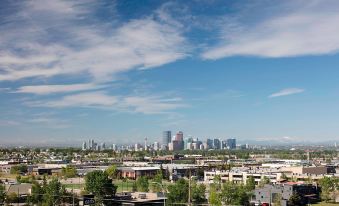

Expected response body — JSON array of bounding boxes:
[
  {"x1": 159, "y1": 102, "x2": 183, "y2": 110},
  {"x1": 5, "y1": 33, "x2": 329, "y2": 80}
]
[
  {"x1": 0, "y1": 0, "x2": 188, "y2": 83},
  {"x1": 0, "y1": 120, "x2": 20, "y2": 126},
  {"x1": 269, "y1": 88, "x2": 305, "y2": 98},
  {"x1": 202, "y1": 0, "x2": 339, "y2": 59},
  {"x1": 28, "y1": 92, "x2": 118, "y2": 108},
  {"x1": 0, "y1": 88, "x2": 10, "y2": 92},
  {"x1": 25, "y1": 91, "x2": 186, "y2": 114},
  {"x1": 123, "y1": 96, "x2": 186, "y2": 114},
  {"x1": 27, "y1": 117, "x2": 70, "y2": 129},
  {"x1": 13, "y1": 83, "x2": 105, "y2": 95}
]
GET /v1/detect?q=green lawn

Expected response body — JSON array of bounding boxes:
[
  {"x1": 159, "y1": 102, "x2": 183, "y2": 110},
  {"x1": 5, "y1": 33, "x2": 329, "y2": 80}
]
[
  {"x1": 114, "y1": 180, "x2": 136, "y2": 192},
  {"x1": 312, "y1": 202, "x2": 339, "y2": 206},
  {"x1": 63, "y1": 183, "x2": 84, "y2": 189}
]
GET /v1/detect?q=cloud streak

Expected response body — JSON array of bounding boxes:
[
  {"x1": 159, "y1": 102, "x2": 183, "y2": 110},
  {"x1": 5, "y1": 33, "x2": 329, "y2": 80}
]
[
  {"x1": 269, "y1": 88, "x2": 305, "y2": 98},
  {"x1": 14, "y1": 83, "x2": 105, "y2": 95},
  {"x1": 202, "y1": 0, "x2": 339, "y2": 59},
  {"x1": 0, "y1": 1, "x2": 188, "y2": 82},
  {"x1": 26, "y1": 91, "x2": 186, "y2": 114}
]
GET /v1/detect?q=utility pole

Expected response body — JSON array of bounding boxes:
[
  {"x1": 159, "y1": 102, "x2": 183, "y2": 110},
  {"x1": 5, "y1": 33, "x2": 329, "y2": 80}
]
[
  {"x1": 269, "y1": 187, "x2": 272, "y2": 206},
  {"x1": 17, "y1": 187, "x2": 19, "y2": 206},
  {"x1": 72, "y1": 179, "x2": 75, "y2": 206},
  {"x1": 188, "y1": 169, "x2": 191, "y2": 206},
  {"x1": 151, "y1": 182, "x2": 165, "y2": 206}
]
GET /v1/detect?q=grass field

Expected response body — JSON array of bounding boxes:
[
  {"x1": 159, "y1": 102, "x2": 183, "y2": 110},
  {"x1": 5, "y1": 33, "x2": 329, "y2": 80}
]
[
  {"x1": 312, "y1": 202, "x2": 339, "y2": 206},
  {"x1": 63, "y1": 183, "x2": 84, "y2": 190},
  {"x1": 114, "y1": 180, "x2": 136, "y2": 192}
]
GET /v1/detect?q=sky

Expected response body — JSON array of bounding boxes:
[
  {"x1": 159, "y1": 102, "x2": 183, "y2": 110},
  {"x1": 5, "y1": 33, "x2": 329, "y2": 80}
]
[{"x1": 1, "y1": 0, "x2": 339, "y2": 146}]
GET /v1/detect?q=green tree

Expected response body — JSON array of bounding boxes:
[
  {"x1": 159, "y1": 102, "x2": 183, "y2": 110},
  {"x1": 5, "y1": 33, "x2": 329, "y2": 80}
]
[
  {"x1": 289, "y1": 192, "x2": 302, "y2": 206},
  {"x1": 273, "y1": 193, "x2": 282, "y2": 206},
  {"x1": 259, "y1": 176, "x2": 271, "y2": 188},
  {"x1": 319, "y1": 176, "x2": 337, "y2": 202},
  {"x1": 136, "y1": 176, "x2": 149, "y2": 192},
  {"x1": 246, "y1": 176, "x2": 256, "y2": 191},
  {"x1": 167, "y1": 178, "x2": 189, "y2": 205},
  {"x1": 209, "y1": 187, "x2": 222, "y2": 206},
  {"x1": 5, "y1": 192, "x2": 19, "y2": 204},
  {"x1": 26, "y1": 181, "x2": 44, "y2": 205},
  {"x1": 0, "y1": 183, "x2": 5, "y2": 205},
  {"x1": 150, "y1": 171, "x2": 163, "y2": 192},
  {"x1": 61, "y1": 165, "x2": 77, "y2": 178},
  {"x1": 191, "y1": 181, "x2": 206, "y2": 204},
  {"x1": 42, "y1": 178, "x2": 63, "y2": 206},
  {"x1": 221, "y1": 182, "x2": 250, "y2": 205},
  {"x1": 10, "y1": 164, "x2": 28, "y2": 175},
  {"x1": 106, "y1": 165, "x2": 118, "y2": 180},
  {"x1": 85, "y1": 170, "x2": 117, "y2": 205},
  {"x1": 213, "y1": 175, "x2": 222, "y2": 191}
]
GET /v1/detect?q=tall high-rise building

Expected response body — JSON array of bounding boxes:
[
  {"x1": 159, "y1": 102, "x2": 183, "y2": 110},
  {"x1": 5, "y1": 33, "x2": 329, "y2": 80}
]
[
  {"x1": 162, "y1": 131, "x2": 172, "y2": 145},
  {"x1": 88, "y1": 139, "x2": 91, "y2": 150},
  {"x1": 154, "y1": 142, "x2": 160, "y2": 151},
  {"x1": 213, "y1": 138, "x2": 221, "y2": 149},
  {"x1": 144, "y1": 138, "x2": 148, "y2": 151},
  {"x1": 184, "y1": 137, "x2": 193, "y2": 150},
  {"x1": 89, "y1": 139, "x2": 95, "y2": 150},
  {"x1": 112, "y1": 144, "x2": 117, "y2": 151},
  {"x1": 206, "y1": 139, "x2": 213, "y2": 149},
  {"x1": 96, "y1": 144, "x2": 100, "y2": 151},
  {"x1": 168, "y1": 140, "x2": 183, "y2": 151},
  {"x1": 101, "y1": 142, "x2": 106, "y2": 150},
  {"x1": 226, "y1": 138, "x2": 236, "y2": 149},
  {"x1": 175, "y1": 131, "x2": 184, "y2": 141},
  {"x1": 221, "y1": 140, "x2": 227, "y2": 149},
  {"x1": 82, "y1": 141, "x2": 87, "y2": 151},
  {"x1": 135, "y1": 143, "x2": 141, "y2": 151}
]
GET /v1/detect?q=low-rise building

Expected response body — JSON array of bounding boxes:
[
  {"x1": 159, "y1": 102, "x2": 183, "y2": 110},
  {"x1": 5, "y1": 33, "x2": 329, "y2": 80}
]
[
  {"x1": 119, "y1": 167, "x2": 160, "y2": 179},
  {"x1": 252, "y1": 183, "x2": 320, "y2": 206},
  {"x1": 204, "y1": 167, "x2": 283, "y2": 185}
]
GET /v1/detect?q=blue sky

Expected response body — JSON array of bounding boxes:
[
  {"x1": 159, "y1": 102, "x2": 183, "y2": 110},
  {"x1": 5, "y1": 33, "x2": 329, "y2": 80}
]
[{"x1": 1, "y1": 0, "x2": 339, "y2": 146}]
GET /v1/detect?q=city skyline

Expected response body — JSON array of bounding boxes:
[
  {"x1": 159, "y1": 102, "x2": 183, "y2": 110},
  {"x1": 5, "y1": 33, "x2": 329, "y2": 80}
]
[{"x1": 2, "y1": 0, "x2": 339, "y2": 145}]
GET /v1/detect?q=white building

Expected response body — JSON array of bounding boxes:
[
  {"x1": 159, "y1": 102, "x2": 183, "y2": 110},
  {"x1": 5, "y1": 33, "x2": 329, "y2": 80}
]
[{"x1": 204, "y1": 167, "x2": 283, "y2": 185}]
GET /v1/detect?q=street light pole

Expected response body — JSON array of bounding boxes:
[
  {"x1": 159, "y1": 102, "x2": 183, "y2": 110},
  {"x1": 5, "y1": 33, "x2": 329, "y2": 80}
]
[
  {"x1": 72, "y1": 179, "x2": 75, "y2": 206},
  {"x1": 188, "y1": 169, "x2": 191, "y2": 206},
  {"x1": 151, "y1": 182, "x2": 165, "y2": 206}
]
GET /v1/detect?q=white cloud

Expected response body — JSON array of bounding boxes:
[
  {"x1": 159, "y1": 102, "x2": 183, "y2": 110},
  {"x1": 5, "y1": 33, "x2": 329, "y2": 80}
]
[
  {"x1": 202, "y1": 1, "x2": 339, "y2": 59},
  {"x1": 0, "y1": 67, "x2": 62, "y2": 81},
  {"x1": 27, "y1": 117, "x2": 70, "y2": 129},
  {"x1": 123, "y1": 96, "x2": 186, "y2": 114},
  {"x1": 29, "y1": 92, "x2": 118, "y2": 108},
  {"x1": 0, "y1": 88, "x2": 10, "y2": 92},
  {"x1": 0, "y1": 120, "x2": 20, "y2": 126},
  {"x1": 14, "y1": 83, "x2": 104, "y2": 95},
  {"x1": 269, "y1": 88, "x2": 305, "y2": 98},
  {"x1": 0, "y1": 1, "x2": 188, "y2": 82},
  {"x1": 26, "y1": 91, "x2": 186, "y2": 114}
]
